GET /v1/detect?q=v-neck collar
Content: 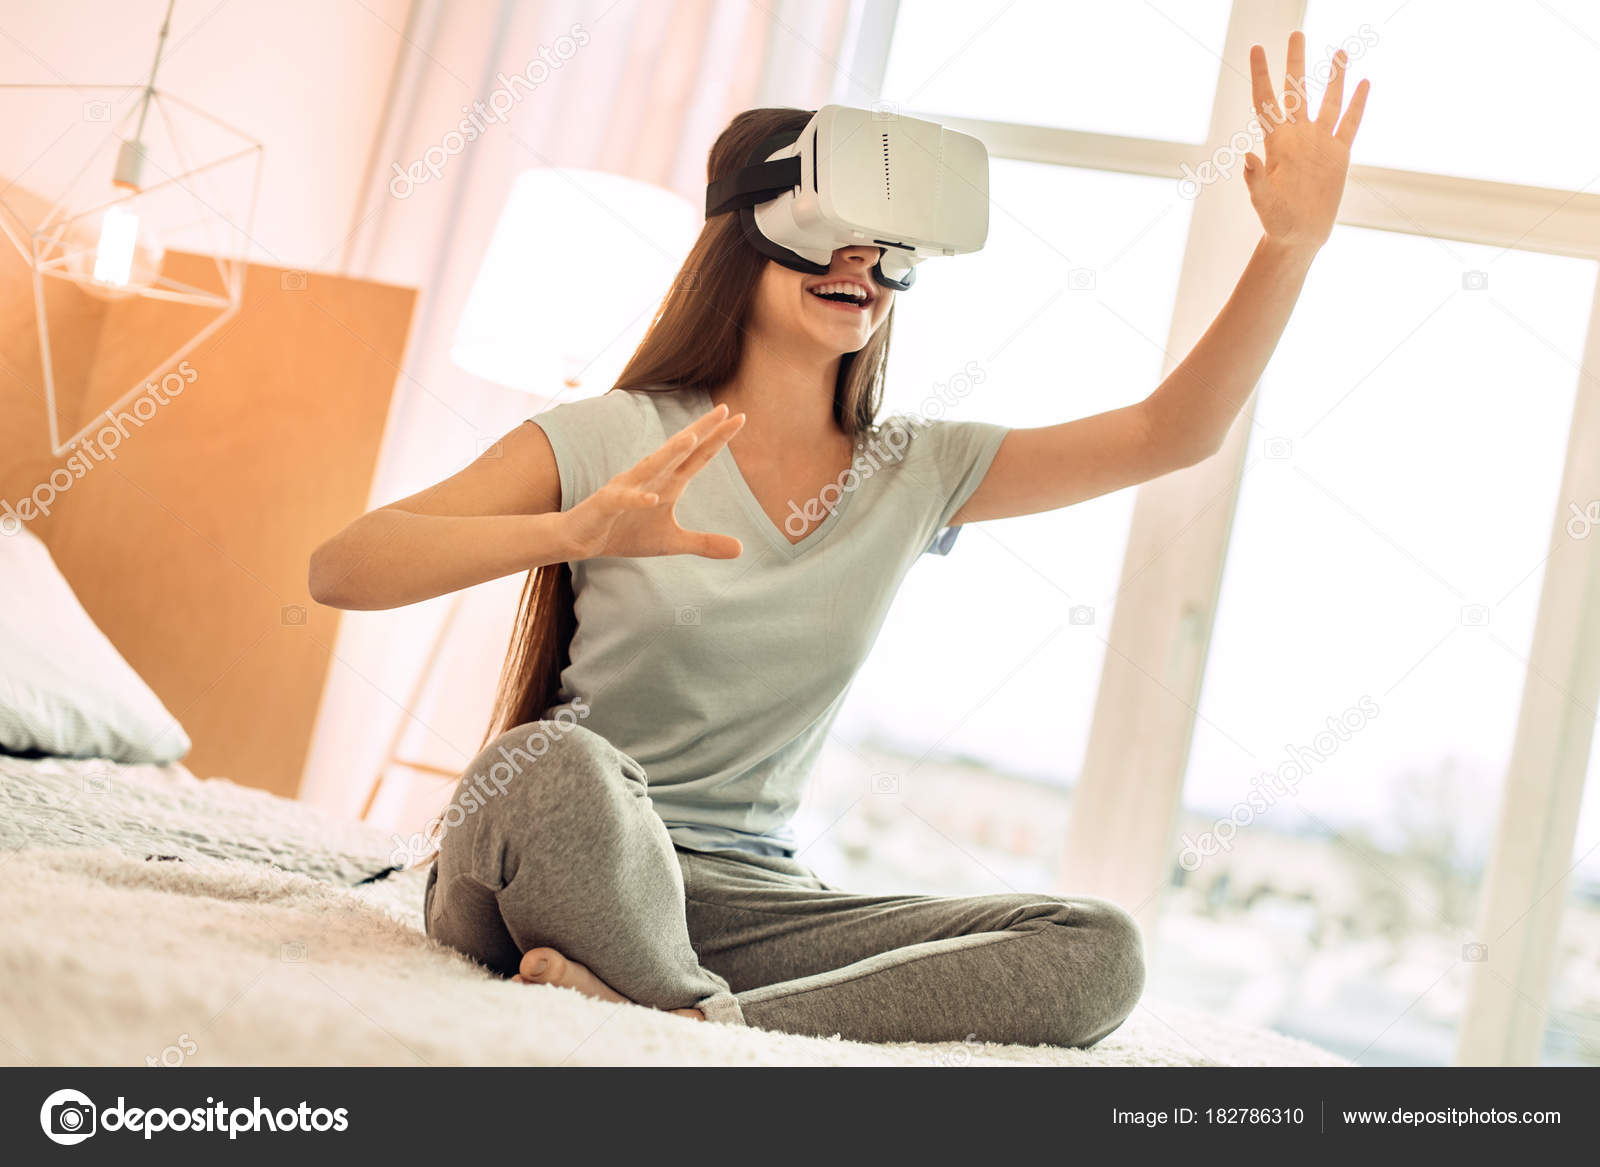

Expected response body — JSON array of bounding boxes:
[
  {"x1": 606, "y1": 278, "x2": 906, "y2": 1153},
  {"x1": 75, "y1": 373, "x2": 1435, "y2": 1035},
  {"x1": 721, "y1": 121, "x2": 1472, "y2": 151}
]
[{"x1": 698, "y1": 385, "x2": 861, "y2": 560}]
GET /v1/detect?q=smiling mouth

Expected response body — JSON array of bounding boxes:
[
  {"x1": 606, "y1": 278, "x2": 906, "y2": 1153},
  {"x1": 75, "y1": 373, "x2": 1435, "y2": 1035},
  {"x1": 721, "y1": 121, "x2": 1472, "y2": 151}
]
[{"x1": 807, "y1": 285, "x2": 872, "y2": 313}]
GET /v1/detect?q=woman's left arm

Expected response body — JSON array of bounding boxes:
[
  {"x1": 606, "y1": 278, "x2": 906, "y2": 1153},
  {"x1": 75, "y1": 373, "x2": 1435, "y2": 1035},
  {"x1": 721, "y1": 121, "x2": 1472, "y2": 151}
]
[{"x1": 952, "y1": 31, "x2": 1371, "y2": 526}]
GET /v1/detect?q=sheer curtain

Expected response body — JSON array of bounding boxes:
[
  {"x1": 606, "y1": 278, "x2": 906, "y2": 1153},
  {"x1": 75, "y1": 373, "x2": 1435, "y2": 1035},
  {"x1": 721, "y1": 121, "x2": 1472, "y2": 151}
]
[{"x1": 301, "y1": 0, "x2": 860, "y2": 813}]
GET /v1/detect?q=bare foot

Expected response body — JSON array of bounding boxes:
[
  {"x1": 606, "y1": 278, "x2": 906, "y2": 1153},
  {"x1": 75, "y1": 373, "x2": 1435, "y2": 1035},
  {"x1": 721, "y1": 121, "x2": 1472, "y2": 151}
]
[
  {"x1": 513, "y1": 947, "x2": 704, "y2": 1020},
  {"x1": 514, "y1": 947, "x2": 630, "y2": 1003}
]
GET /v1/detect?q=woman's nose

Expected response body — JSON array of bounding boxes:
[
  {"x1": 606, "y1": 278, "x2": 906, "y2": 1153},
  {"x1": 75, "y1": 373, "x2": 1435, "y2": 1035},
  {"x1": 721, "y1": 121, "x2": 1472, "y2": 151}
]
[{"x1": 835, "y1": 244, "x2": 881, "y2": 267}]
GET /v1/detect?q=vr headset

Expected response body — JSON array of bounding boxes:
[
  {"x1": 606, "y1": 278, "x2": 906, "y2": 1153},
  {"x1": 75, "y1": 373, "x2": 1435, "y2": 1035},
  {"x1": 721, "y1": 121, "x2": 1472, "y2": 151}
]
[{"x1": 704, "y1": 105, "x2": 989, "y2": 292}]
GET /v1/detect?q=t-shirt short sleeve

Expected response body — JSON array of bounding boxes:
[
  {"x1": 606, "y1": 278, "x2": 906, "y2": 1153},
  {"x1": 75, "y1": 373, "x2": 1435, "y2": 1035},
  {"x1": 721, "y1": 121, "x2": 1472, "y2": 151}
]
[
  {"x1": 905, "y1": 416, "x2": 1010, "y2": 557},
  {"x1": 527, "y1": 390, "x2": 650, "y2": 512}
]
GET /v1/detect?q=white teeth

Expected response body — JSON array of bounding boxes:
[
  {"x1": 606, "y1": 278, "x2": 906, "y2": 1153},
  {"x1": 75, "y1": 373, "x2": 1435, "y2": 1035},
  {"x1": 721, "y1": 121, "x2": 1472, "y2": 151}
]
[{"x1": 809, "y1": 281, "x2": 869, "y2": 302}]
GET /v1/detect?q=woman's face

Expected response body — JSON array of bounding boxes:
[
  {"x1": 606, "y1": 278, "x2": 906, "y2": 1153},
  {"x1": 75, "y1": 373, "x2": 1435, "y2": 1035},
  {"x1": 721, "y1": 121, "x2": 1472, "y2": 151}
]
[{"x1": 749, "y1": 244, "x2": 894, "y2": 357}]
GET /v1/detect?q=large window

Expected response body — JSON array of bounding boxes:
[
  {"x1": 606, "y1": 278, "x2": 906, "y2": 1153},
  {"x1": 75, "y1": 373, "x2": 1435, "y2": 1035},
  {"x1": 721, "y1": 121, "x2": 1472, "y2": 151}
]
[
  {"x1": 809, "y1": 0, "x2": 1600, "y2": 1065},
  {"x1": 1167, "y1": 228, "x2": 1596, "y2": 1064}
]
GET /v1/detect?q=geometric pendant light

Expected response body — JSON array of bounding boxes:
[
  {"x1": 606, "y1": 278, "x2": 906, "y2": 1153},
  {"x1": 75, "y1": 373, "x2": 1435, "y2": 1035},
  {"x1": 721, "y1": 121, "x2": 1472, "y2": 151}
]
[{"x1": 0, "y1": 0, "x2": 262, "y2": 455}]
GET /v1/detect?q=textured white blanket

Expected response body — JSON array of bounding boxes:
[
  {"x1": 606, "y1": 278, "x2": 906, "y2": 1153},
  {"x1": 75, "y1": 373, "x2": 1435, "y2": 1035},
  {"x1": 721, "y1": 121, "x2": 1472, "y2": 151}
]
[{"x1": 0, "y1": 758, "x2": 1345, "y2": 1067}]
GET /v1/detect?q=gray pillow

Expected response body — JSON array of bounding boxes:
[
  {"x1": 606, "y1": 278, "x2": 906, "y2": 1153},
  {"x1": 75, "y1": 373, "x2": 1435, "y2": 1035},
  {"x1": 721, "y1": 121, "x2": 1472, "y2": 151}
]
[{"x1": 0, "y1": 527, "x2": 190, "y2": 764}]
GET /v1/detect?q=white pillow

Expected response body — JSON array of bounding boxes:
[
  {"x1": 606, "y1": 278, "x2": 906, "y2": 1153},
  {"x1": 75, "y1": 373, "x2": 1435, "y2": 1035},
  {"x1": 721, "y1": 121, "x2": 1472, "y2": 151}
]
[{"x1": 0, "y1": 527, "x2": 191, "y2": 764}]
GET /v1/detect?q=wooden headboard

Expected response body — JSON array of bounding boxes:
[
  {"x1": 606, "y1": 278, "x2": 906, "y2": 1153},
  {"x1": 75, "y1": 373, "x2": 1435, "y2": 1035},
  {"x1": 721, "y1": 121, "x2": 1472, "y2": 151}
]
[{"x1": 1, "y1": 243, "x2": 416, "y2": 798}]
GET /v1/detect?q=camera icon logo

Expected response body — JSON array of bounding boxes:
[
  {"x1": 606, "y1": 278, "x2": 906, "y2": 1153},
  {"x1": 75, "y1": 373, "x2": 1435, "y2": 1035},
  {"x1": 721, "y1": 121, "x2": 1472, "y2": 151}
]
[
  {"x1": 82, "y1": 100, "x2": 111, "y2": 122},
  {"x1": 869, "y1": 772, "x2": 900, "y2": 794},
  {"x1": 1462, "y1": 941, "x2": 1489, "y2": 962},
  {"x1": 281, "y1": 941, "x2": 308, "y2": 962},
  {"x1": 281, "y1": 604, "x2": 307, "y2": 626},
  {"x1": 1459, "y1": 604, "x2": 1490, "y2": 628},
  {"x1": 1461, "y1": 270, "x2": 1488, "y2": 291},
  {"x1": 674, "y1": 605, "x2": 701, "y2": 626},
  {"x1": 870, "y1": 100, "x2": 901, "y2": 121},
  {"x1": 1068, "y1": 605, "x2": 1095, "y2": 626},
  {"x1": 1263, "y1": 436, "x2": 1293, "y2": 460},
  {"x1": 1068, "y1": 268, "x2": 1097, "y2": 291},
  {"x1": 40, "y1": 1088, "x2": 97, "y2": 1145},
  {"x1": 280, "y1": 269, "x2": 308, "y2": 292}
]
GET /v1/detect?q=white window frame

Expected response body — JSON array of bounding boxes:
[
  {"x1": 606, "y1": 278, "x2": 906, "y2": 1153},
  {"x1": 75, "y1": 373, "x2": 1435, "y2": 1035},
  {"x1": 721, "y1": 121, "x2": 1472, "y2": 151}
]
[{"x1": 851, "y1": 0, "x2": 1600, "y2": 1066}]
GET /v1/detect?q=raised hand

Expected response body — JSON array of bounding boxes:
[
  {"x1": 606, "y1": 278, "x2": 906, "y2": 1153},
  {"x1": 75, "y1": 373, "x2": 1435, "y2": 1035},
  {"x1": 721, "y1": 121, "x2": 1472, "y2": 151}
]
[
  {"x1": 1243, "y1": 30, "x2": 1371, "y2": 254},
  {"x1": 561, "y1": 403, "x2": 746, "y2": 561}
]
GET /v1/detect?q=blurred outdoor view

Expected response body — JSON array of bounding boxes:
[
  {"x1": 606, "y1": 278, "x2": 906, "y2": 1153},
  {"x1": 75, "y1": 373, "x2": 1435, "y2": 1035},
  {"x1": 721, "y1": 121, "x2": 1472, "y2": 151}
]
[{"x1": 788, "y1": 141, "x2": 1600, "y2": 1063}]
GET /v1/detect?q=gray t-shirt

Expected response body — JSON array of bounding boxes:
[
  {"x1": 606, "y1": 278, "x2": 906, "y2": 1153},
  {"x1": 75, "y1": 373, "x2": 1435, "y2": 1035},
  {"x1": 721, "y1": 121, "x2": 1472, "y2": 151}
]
[{"x1": 530, "y1": 384, "x2": 1008, "y2": 857}]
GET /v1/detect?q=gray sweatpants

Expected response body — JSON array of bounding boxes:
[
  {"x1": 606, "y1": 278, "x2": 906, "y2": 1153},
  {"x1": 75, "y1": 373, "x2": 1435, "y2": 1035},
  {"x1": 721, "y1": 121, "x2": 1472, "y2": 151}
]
[{"x1": 423, "y1": 722, "x2": 1145, "y2": 1047}]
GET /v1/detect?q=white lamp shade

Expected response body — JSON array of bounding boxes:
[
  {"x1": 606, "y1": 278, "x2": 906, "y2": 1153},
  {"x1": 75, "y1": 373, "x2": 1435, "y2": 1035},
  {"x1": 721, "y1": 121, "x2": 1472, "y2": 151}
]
[{"x1": 451, "y1": 168, "x2": 701, "y2": 403}]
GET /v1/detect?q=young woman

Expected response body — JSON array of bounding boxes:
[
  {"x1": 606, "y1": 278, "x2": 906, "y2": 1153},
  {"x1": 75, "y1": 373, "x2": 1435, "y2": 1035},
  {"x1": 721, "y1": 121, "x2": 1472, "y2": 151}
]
[{"x1": 311, "y1": 34, "x2": 1368, "y2": 1047}]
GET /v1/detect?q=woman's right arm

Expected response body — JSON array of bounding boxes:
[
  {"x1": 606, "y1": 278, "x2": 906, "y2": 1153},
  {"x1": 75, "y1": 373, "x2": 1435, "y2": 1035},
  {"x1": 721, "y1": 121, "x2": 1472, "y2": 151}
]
[
  {"x1": 308, "y1": 421, "x2": 573, "y2": 611},
  {"x1": 308, "y1": 406, "x2": 744, "y2": 611}
]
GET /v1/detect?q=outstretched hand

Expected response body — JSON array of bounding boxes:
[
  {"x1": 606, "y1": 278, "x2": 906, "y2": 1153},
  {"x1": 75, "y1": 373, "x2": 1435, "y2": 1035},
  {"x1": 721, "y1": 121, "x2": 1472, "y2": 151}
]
[
  {"x1": 562, "y1": 404, "x2": 746, "y2": 561},
  {"x1": 1243, "y1": 30, "x2": 1371, "y2": 254}
]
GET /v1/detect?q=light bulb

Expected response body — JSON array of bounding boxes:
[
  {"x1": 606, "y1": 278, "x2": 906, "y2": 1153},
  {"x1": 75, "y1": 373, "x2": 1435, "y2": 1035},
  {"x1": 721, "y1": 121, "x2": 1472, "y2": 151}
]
[
  {"x1": 61, "y1": 197, "x2": 165, "y2": 298},
  {"x1": 93, "y1": 204, "x2": 141, "y2": 285}
]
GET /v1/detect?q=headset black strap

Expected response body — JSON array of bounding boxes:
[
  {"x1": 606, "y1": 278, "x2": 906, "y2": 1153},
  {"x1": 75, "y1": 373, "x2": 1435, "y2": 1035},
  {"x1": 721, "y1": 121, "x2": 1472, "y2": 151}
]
[{"x1": 704, "y1": 155, "x2": 802, "y2": 218}]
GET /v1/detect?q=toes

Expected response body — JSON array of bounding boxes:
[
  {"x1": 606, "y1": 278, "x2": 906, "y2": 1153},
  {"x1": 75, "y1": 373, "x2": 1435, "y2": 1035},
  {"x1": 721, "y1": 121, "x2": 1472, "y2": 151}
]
[
  {"x1": 515, "y1": 946, "x2": 633, "y2": 1006},
  {"x1": 519, "y1": 947, "x2": 562, "y2": 983}
]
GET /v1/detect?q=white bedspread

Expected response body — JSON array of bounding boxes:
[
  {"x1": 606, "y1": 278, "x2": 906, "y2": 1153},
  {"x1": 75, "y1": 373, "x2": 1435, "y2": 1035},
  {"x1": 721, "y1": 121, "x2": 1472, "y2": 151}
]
[{"x1": 0, "y1": 756, "x2": 1346, "y2": 1067}]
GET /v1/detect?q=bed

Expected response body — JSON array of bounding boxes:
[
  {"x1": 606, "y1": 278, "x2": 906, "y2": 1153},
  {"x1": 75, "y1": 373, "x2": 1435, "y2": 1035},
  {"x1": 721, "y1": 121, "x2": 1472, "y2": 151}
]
[
  {"x1": 0, "y1": 753, "x2": 1347, "y2": 1067},
  {"x1": 0, "y1": 523, "x2": 1341, "y2": 1066}
]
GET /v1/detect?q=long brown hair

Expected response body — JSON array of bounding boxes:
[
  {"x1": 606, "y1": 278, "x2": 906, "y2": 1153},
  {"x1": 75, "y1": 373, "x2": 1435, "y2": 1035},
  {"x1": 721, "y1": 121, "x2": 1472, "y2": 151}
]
[{"x1": 481, "y1": 106, "x2": 896, "y2": 745}]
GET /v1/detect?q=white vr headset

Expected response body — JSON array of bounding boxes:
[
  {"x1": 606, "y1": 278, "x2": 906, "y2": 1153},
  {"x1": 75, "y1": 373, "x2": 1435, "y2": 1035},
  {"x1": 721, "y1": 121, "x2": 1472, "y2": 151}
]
[{"x1": 704, "y1": 104, "x2": 990, "y2": 292}]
